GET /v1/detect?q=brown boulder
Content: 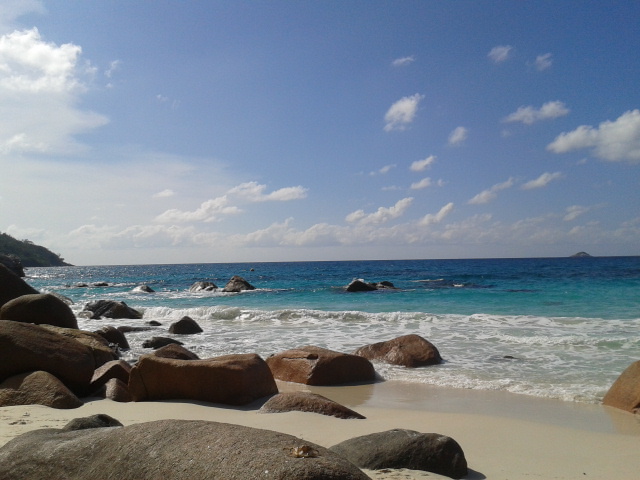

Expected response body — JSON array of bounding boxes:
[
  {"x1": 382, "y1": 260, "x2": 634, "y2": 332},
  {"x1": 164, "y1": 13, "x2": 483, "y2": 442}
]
[
  {"x1": 152, "y1": 343, "x2": 200, "y2": 360},
  {"x1": 0, "y1": 264, "x2": 38, "y2": 308},
  {"x1": 0, "y1": 320, "x2": 95, "y2": 393},
  {"x1": 266, "y1": 346, "x2": 376, "y2": 386},
  {"x1": 128, "y1": 353, "x2": 278, "y2": 405},
  {"x1": 354, "y1": 334, "x2": 442, "y2": 367},
  {"x1": 0, "y1": 371, "x2": 83, "y2": 409},
  {"x1": 40, "y1": 325, "x2": 118, "y2": 368},
  {"x1": 0, "y1": 293, "x2": 78, "y2": 329},
  {"x1": 260, "y1": 391, "x2": 365, "y2": 419},
  {"x1": 92, "y1": 378, "x2": 133, "y2": 402},
  {"x1": 603, "y1": 360, "x2": 640, "y2": 413},
  {"x1": 0, "y1": 419, "x2": 369, "y2": 480},
  {"x1": 89, "y1": 359, "x2": 131, "y2": 392}
]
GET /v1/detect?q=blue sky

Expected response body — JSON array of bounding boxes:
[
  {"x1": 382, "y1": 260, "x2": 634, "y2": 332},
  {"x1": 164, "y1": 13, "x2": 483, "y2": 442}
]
[{"x1": 1, "y1": 1, "x2": 639, "y2": 265}]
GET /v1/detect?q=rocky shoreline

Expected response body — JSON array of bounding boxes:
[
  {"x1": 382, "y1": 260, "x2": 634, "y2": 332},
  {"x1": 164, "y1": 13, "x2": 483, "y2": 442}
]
[{"x1": 1, "y1": 262, "x2": 640, "y2": 479}]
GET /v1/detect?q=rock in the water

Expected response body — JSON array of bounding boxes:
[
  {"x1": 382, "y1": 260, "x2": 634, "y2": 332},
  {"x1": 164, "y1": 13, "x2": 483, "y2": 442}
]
[
  {"x1": 603, "y1": 360, "x2": 640, "y2": 413},
  {"x1": 0, "y1": 293, "x2": 78, "y2": 329},
  {"x1": 95, "y1": 325, "x2": 130, "y2": 350},
  {"x1": 62, "y1": 414, "x2": 123, "y2": 431},
  {"x1": 168, "y1": 316, "x2": 203, "y2": 334},
  {"x1": 0, "y1": 371, "x2": 83, "y2": 409},
  {"x1": 0, "y1": 419, "x2": 369, "y2": 480},
  {"x1": 142, "y1": 336, "x2": 184, "y2": 349},
  {"x1": 266, "y1": 346, "x2": 376, "y2": 386},
  {"x1": 345, "y1": 279, "x2": 397, "y2": 292},
  {"x1": 0, "y1": 320, "x2": 95, "y2": 394},
  {"x1": 354, "y1": 334, "x2": 442, "y2": 367},
  {"x1": 152, "y1": 343, "x2": 200, "y2": 360},
  {"x1": 132, "y1": 284, "x2": 155, "y2": 293},
  {"x1": 222, "y1": 275, "x2": 256, "y2": 292},
  {"x1": 189, "y1": 281, "x2": 217, "y2": 292},
  {"x1": 83, "y1": 300, "x2": 142, "y2": 319},
  {"x1": 346, "y1": 279, "x2": 377, "y2": 292},
  {"x1": 331, "y1": 429, "x2": 468, "y2": 479},
  {"x1": 0, "y1": 264, "x2": 38, "y2": 308},
  {"x1": 260, "y1": 391, "x2": 365, "y2": 419},
  {"x1": 128, "y1": 353, "x2": 278, "y2": 405}
]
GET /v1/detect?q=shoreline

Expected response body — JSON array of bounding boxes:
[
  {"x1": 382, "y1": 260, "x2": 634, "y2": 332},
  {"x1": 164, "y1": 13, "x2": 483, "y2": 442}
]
[{"x1": 2, "y1": 380, "x2": 639, "y2": 479}]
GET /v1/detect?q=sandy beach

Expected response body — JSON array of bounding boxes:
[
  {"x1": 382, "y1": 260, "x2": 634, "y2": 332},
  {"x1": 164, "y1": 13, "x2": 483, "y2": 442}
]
[{"x1": 2, "y1": 380, "x2": 639, "y2": 479}]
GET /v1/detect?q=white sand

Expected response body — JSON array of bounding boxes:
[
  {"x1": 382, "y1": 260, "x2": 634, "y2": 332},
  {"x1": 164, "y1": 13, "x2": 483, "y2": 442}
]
[{"x1": 2, "y1": 381, "x2": 640, "y2": 479}]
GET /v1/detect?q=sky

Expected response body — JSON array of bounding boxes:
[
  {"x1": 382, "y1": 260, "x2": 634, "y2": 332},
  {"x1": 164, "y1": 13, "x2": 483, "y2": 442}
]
[{"x1": 0, "y1": 0, "x2": 639, "y2": 265}]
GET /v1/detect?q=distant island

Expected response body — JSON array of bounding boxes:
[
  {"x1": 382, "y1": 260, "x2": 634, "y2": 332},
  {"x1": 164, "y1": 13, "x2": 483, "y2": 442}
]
[
  {"x1": 0, "y1": 232, "x2": 71, "y2": 275},
  {"x1": 570, "y1": 251, "x2": 592, "y2": 258}
]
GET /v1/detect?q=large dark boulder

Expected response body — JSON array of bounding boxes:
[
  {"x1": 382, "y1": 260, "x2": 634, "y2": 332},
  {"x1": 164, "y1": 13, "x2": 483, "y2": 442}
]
[
  {"x1": 0, "y1": 293, "x2": 78, "y2": 329},
  {"x1": 168, "y1": 316, "x2": 203, "y2": 334},
  {"x1": 330, "y1": 429, "x2": 468, "y2": 479},
  {"x1": 222, "y1": 275, "x2": 255, "y2": 292},
  {"x1": 0, "y1": 320, "x2": 95, "y2": 394},
  {"x1": 260, "y1": 391, "x2": 365, "y2": 419},
  {"x1": 354, "y1": 334, "x2": 442, "y2": 367},
  {"x1": 128, "y1": 353, "x2": 278, "y2": 405},
  {"x1": 266, "y1": 346, "x2": 376, "y2": 386},
  {"x1": 0, "y1": 254, "x2": 24, "y2": 277},
  {"x1": 83, "y1": 300, "x2": 142, "y2": 319},
  {"x1": 0, "y1": 264, "x2": 38, "y2": 307},
  {"x1": 603, "y1": 360, "x2": 640, "y2": 413},
  {"x1": 0, "y1": 419, "x2": 369, "y2": 480},
  {"x1": 0, "y1": 371, "x2": 83, "y2": 409}
]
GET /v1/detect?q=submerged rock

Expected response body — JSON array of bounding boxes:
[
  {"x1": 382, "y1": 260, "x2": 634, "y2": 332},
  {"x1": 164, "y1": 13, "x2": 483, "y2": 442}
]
[{"x1": 222, "y1": 275, "x2": 256, "y2": 292}]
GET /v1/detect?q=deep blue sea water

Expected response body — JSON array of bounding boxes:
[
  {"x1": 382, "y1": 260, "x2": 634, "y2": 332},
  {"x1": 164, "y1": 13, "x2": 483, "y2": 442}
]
[{"x1": 25, "y1": 256, "x2": 640, "y2": 404}]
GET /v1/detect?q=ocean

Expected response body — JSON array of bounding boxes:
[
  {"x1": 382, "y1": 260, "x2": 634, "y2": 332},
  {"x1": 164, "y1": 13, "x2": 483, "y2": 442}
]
[{"x1": 24, "y1": 256, "x2": 640, "y2": 404}]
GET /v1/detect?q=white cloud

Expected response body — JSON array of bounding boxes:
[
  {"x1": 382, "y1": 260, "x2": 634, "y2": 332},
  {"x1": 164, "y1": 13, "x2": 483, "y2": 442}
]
[
  {"x1": 535, "y1": 53, "x2": 553, "y2": 71},
  {"x1": 419, "y1": 202, "x2": 454, "y2": 226},
  {"x1": 468, "y1": 178, "x2": 515, "y2": 204},
  {"x1": 547, "y1": 110, "x2": 640, "y2": 163},
  {"x1": 410, "y1": 177, "x2": 433, "y2": 190},
  {"x1": 504, "y1": 101, "x2": 569, "y2": 125},
  {"x1": 155, "y1": 195, "x2": 242, "y2": 223},
  {"x1": 488, "y1": 45, "x2": 513, "y2": 63},
  {"x1": 370, "y1": 164, "x2": 396, "y2": 176},
  {"x1": 564, "y1": 205, "x2": 590, "y2": 221},
  {"x1": 384, "y1": 93, "x2": 424, "y2": 132},
  {"x1": 410, "y1": 155, "x2": 436, "y2": 172},
  {"x1": 153, "y1": 189, "x2": 175, "y2": 198},
  {"x1": 391, "y1": 55, "x2": 415, "y2": 67},
  {"x1": 0, "y1": 28, "x2": 108, "y2": 156},
  {"x1": 346, "y1": 197, "x2": 413, "y2": 225},
  {"x1": 448, "y1": 126, "x2": 468, "y2": 146},
  {"x1": 228, "y1": 181, "x2": 308, "y2": 202},
  {"x1": 521, "y1": 172, "x2": 563, "y2": 190}
]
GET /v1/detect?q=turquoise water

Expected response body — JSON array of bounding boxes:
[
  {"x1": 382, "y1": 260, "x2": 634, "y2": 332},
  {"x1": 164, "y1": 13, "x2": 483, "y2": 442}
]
[{"x1": 26, "y1": 257, "x2": 640, "y2": 403}]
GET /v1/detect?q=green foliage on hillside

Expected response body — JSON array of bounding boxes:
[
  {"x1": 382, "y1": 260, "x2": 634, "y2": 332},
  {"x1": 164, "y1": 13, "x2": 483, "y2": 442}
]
[{"x1": 0, "y1": 232, "x2": 71, "y2": 267}]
